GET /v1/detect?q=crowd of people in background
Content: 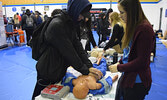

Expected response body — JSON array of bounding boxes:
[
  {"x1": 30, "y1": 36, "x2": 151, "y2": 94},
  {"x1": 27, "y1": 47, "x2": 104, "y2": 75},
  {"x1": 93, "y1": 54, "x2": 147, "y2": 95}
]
[
  {"x1": 3, "y1": 6, "x2": 167, "y2": 50},
  {"x1": 3, "y1": 9, "x2": 49, "y2": 46},
  {"x1": 3, "y1": 7, "x2": 117, "y2": 50},
  {"x1": 4, "y1": 7, "x2": 166, "y2": 49}
]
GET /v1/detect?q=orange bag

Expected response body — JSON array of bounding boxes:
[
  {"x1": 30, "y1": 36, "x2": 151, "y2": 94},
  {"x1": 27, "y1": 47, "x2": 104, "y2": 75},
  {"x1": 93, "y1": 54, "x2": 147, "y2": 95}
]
[{"x1": 18, "y1": 29, "x2": 25, "y2": 43}]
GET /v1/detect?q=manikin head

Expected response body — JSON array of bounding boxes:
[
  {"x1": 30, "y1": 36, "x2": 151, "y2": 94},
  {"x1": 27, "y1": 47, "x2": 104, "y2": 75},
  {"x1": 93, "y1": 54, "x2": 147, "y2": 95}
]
[{"x1": 73, "y1": 79, "x2": 89, "y2": 99}]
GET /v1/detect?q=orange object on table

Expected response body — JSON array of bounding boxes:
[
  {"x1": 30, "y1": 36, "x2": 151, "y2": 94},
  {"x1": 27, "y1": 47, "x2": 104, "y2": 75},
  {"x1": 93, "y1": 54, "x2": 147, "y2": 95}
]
[{"x1": 18, "y1": 29, "x2": 25, "y2": 43}]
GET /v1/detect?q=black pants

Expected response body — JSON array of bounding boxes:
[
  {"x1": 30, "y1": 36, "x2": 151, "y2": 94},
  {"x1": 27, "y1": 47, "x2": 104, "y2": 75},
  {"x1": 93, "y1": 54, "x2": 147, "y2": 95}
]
[
  {"x1": 115, "y1": 74, "x2": 123, "y2": 100},
  {"x1": 115, "y1": 75, "x2": 151, "y2": 100},
  {"x1": 99, "y1": 35, "x2": 107, "y2": 45},
  {"x1": 32, "y1": 75, "x2": 55, "y2": 100},
  {"x1": 123, "y1": 83, "x2": 151, "y2": 100},
  {"x1": 25, "y1": 29, "x2": 33, "y2": 46}
]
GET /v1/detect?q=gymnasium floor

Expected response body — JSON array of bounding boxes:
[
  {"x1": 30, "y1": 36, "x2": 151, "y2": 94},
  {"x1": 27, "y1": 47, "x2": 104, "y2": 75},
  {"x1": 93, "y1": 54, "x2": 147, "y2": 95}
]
[{"x1": 0, "y1": 31, "x2": 167, "y2": 100}]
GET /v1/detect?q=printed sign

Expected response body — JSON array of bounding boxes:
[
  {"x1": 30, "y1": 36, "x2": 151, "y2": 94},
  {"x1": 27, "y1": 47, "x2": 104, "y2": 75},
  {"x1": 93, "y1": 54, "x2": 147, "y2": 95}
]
[
  {"x1": 44, "y1": 6, "x2": 49, "y2": 11},
  {"x1": 21, "y1": 7, "x2": 26, "y2": 11}
]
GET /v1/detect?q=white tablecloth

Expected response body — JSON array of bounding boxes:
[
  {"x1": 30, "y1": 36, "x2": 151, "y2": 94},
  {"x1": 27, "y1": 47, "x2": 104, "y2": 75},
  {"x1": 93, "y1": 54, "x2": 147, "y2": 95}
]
[{"x1": 35, "y1": 68, "x2": 122, "y2": 100}]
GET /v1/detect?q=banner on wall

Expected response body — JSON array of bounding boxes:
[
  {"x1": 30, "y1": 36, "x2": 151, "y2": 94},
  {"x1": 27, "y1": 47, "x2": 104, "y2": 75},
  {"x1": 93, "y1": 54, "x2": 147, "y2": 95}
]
[
  {"x1": 44, "y1": 6, "x2": 49, "y2": 11},
  {"x1": 0, "y1": 2, "x2": 7, "y2": 48},
  {"x1": 21, "y1": 7, "x2": 26, "y2": 11},
  {"x1": 62, "y1": 5, "x2": 67, "y2": 9}
]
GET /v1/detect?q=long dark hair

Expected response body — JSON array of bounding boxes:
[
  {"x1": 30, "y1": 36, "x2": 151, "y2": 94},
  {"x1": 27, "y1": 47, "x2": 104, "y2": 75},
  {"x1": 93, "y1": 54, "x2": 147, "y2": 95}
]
[
  {"x1": 86, "y1": 17, "x2": 92, "y2": 30},
  {"x1": 118, "y1": 0, "x2": 148, "y2": 48}
]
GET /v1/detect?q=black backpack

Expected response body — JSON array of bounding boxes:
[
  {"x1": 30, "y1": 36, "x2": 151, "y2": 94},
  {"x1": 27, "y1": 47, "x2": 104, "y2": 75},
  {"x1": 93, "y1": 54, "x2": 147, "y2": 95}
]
[
  {"x1": 30, "y1": 14, "x2": 61, "y2": 61},
  {"x1": 26, "y1": 15, "x2": 34, "y2": 28}
]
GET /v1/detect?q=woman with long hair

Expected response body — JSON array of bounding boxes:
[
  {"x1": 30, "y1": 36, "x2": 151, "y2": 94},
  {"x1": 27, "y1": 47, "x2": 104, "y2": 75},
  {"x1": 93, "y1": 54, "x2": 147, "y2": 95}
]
[
  {"x1": 80, "y1": 14, "x2": 97, "y2": 51},
  {"x1": 109, "y1": 0, "x2": 155, "y2": 100},
  {"x1": 103, "y1": 12, "x2": 125, "y2": 53}
]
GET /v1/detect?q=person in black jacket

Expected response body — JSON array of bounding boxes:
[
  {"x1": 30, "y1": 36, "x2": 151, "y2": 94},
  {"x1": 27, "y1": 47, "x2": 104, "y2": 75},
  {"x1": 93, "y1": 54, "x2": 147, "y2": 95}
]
[
  {"x1": 3, "y1": 15, "x2": 8, "y2": 25},
  {"x1": 104, "y1": 12, "x2": 124, "y2": 53},
  {"x1": 97, "y1": 12, "x2": 111, "y2": 45},
  {"x1": 31, "y1": 0, "x2": 103, "y2": 99},
  {"x1": 104, "y1": 8, "x2": 113, "y2": 38},
  {"x1": 105, "y1": 8, "x2": 113, "y2": 22},
  {"x1": 21, "y1": 9, "x2": 36, "y2": 46},
  {"x1": 79, "y1": 13, "x2": 97, "y2": 51}
]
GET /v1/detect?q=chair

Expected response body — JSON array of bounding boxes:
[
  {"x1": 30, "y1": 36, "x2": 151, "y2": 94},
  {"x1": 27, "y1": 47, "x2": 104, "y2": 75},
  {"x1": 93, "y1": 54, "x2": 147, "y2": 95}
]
[{"x1": 5, "y1": 24, "x2": 19, "y2": 46}]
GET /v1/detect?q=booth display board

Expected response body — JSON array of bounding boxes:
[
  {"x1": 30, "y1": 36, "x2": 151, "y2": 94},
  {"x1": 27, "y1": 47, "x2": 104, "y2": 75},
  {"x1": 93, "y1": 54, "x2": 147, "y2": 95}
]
[{"x1": 0, "y1": 2, "x2": 7, "y2": 49}]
